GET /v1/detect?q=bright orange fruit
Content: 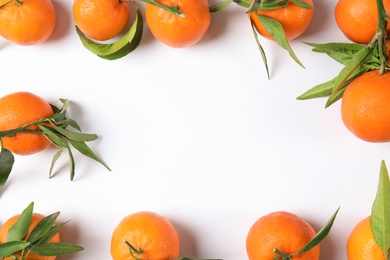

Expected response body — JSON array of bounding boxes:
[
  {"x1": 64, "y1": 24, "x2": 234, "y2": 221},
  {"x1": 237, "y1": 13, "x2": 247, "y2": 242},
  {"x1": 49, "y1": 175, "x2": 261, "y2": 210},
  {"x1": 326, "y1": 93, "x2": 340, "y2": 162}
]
[
  {"x1": 335, "y1": 0, "x2": 390, "y2": 44},
  {"x1": 246, "y1": 211, "x2": 320, "y2": 260},
  {"x1": 0, "y1": 0, "x2": 56, "y2": 46},
  {"x1": 0, "y1": 92, "x2": 54, "y2": 155},
  {"x1": 341, "y1": 70, "x2": 390, "y2": 142},
  {"x1": 250, "y1": 0, "x2": 314, "y2": 41},
  {"x1": 73, "y1": 0, "x2": 130, "y2": 41},
  {"x1": 111, "y1": 211, "x2": 180, "y2": 260},
  {"x1": 145, "y1": 0, "x2": 211, "y2": 48}
]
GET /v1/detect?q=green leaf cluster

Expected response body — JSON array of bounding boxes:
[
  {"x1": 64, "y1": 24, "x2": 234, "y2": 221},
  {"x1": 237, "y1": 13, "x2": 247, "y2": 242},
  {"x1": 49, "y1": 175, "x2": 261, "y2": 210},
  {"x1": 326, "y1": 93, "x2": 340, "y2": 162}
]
[
  {"x1": 297, "y1": 0, "x2": 389, "y2": 107},
  {"x1": 0, "y1": 202, "x2": 83, "y2": 260},
  {"x1": 371, "y1": 160, "x2": 390, "y2": 259},
  {"x1": 0, "y1": 98, "x2": 110, "y2": 193},
  {"x1": 210, "y1": 0, "x2": 313, "y2": 79}
]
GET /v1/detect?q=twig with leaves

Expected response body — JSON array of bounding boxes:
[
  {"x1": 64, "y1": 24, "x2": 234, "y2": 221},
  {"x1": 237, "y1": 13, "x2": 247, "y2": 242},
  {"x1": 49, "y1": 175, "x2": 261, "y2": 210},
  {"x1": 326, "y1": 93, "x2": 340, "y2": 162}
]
[{"x1": 0, "y1": 98, "x2": 110, "y2": 192}]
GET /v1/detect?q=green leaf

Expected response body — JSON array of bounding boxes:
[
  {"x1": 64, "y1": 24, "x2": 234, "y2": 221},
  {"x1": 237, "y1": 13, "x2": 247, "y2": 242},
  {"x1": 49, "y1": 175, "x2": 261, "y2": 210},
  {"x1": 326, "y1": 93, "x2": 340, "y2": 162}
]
[
  {"x1": 297, "y1": 78, "x2": 335, "y2": 100},
  {"x1": 56, "y1": 119, "x2": 81, "y2": 131},
  {"x1": 250, "y1": 19, "x2": 270, "y2": 79},
  {"x1": 296, "y1": 207, "x2": 340, "y2": 255},
  {"x1": 303, "y1": 41, "x2": 365, "y2": 65},
  {"x1": 331, "y1": 44, "x2": 375, "y2": 94},
  {"x1": 256, "y1": 14, "x2": 304, "y2": 68},
  {"x1": 371, "y1": 160, "x2": 390, "y2": 256},
  {"x1": 29, "y1": 242, "x2": 84, "y2": 256},
  {"x1": 50, "y1": 125, "x2": 98, "y2": 142},
  {"x1": 49, "y1": 149, "x2": 63, "y2": 178},
  {"x1": 0, "y1": 241, "x2": 30, "y2": 257},
  {"x1": 39, "y1": 125, "x2": 69, "y2": 148},
  {"x1": 209, "y1": 0, "x2": 233, "y2": 12},
  {"x1": 67, "y1": 147, "x2": 76, "y2": 181},
  {"x1": 247, "y1": 0, "x2": 261, "y2": 13},
  {"x1": 27, "y1": 212, "x2": 60, "y2": 244},
  {"x1": 0, "y1": 148, "x2": 14, "y2": 191},
  {"x1": 75, "y1": 0, "x2": 143, "y2": 60},
  {"x1": 32, "y1": 222, "x2": 65, "y2": 247},
  {"x1": 69, "y1": 140, "x2": 111, "y2": 172},
  {"x1": 7, "y1": 202, "x2": 34, "y2": 242},
  {"x1": 292, "y1": 0, "x2": 313, "y2": 8}
]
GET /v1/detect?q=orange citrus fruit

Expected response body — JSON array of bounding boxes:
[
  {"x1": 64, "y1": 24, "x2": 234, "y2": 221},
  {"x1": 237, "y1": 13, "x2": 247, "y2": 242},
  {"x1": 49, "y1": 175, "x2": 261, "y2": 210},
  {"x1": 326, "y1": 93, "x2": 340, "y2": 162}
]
[
  {"x1": 0, "y1": 213, "x2": 60, "y2": 260},
  {"x1": 0, "y1": 91, "x2": 54, "y2": 155},
  {"x1": 341, "y1": 70, "x2": 390, "y2": 142},
  {"x1": 347, "y1": 216, "x2": 387, "y2": 260},
  {"x1": 246, "y1": 211, "x2": 320, "y2": 260},
  {"x1": 73, "y1": 0, "x2": 130, "y2": 41},
  {"x1": 110, "y1": 211, "x2": 180, "y2": 260},
  {"x1": 249, "y1": 0, "x2": 314, "y2": 41},
  {"x1": 335, "y1": 0, "x2": 390, "y2": 44},
  {"x1": 0, "y1": 0, "x2": 56, "y2": 46},
  {"x1": 145, "y1": 0, "x2": 211, "y2": 48}
]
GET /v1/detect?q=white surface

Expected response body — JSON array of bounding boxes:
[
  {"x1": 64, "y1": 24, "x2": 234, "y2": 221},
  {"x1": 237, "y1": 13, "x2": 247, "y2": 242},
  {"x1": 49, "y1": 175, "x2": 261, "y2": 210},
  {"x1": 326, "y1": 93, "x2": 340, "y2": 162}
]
[{"x1": 0, "y1": 0, "x2": 388, "y2": 259}]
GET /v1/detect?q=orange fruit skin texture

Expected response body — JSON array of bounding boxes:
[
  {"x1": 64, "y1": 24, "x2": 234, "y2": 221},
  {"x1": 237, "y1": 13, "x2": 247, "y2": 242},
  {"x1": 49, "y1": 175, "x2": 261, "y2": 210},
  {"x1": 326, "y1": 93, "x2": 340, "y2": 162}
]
[
  {"x1": 111, "y1": 211, "x2": 180, "y2": 260},
  {"x1": 73, "y1": 0, "x2": 130, "y2": 41},
  {"x1": 0, "y1": 0, "x2": 56, "y2": 46},
  {"x1": 347, "y1": 216, "x2": 387, "y2": 260},
  {"x1": 0, "y1": 91, "x2": 54, "y2": 155},
  {"x1": 0, "y1": 213, "x2": 60, "y2": 260},
  {"x1": 335, "y1": 0, "x2": 390, "y2": 44},
  {"x1": 341, "y1": 70, "x2": 390, "y2": 143},
  {"x1": 145, "y1": 0, "x2": 211, "y2": 48},
  {"x1": 246, "y1": 211, "x2": 320, "y2": 260},
  {"x1": 250, "y1": 0, "x2": 314, "y2": 41}
]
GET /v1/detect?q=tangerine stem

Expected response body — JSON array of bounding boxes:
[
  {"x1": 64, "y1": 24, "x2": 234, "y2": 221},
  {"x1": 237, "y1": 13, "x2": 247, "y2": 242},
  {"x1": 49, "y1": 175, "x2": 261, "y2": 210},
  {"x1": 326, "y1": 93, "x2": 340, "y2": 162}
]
[
  {"x1": 0, "y1": 0, "x2": 13, "y2": 9},
  {"x1": 375, "y1": 0, "x2": 388, "y2": 74},
  {"x1": 138, "y1": 0, "x2": 185, "y2": 17},
  {"x1": 274, "y1": 248, "x2": 292, "y2": 260},
  {"x1": 125, "y1": 240, "x2": 143, "y2": 260},
  {"x1": 0, "y1": 118, "x2": 52, "y2": 138}
]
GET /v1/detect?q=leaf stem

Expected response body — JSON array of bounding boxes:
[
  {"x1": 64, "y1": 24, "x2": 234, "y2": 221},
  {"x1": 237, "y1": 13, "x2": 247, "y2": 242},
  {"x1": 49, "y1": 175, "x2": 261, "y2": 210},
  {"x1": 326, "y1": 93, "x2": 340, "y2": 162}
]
[
  {"x1": 375, "y1": 0, "x2": 389, "y2": 74},
  {"x1": 138, "y1": 0, "x2": 185, "y2": 17}
]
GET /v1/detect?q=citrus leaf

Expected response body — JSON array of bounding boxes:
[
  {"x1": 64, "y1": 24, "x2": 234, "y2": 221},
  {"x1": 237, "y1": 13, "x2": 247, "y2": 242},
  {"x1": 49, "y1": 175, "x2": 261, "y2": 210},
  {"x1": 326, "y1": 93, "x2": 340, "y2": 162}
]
[
  {"x1": 0, "y1": 241, "x2": 30, "y2": 257},
  {"x1": 138, "y1": 0, "x2": 184, "y2": 17},
  {"x1": 247, "y1": 0, "x2": 261, "y2": 13},
  {"x1": 75, "y1": 0, "x2": 143, "y2": 60},
  {"x1": 29, "y1": 242, "x2": 84, "y2": 256},
  {"x1": 69, "y1": 140, "x2": 111, "y2": 172},
  {"x1": 292, "y1": 0, "x2": 313, "y2": 8},
  {"x1": 0, "y1": 148, "x2": 14, "y2": 191},
  {"x1": 39, "y1": 125, "x2": 69, "y2": 148},
  {"x1": 296, "y1": 207, "x2": 340, "y2": 255},
  {"x1": 250, "y1": 19, "x2": 270, "y2": 79},
  {"x1": 67, "y1": 147, "x2": 75, "y2": 181},
  {"x1": 331, "y1": 44, "x2": 375, "y2": 94},
  {"x1": 303, "y1": 41, "x2": 365, "y2": 65},
  {"x1": 296, "y1": 78, "x2": 335, "y2": 100},
  {"x1": 32, "y1": 222, "x2": 65, "y2": 247},
  {"x1": 371, "y1": 160, "x2": 390, "y2": 256},
  {"x1": 50, "y1": 125, "x2": 98, "y2": 142},
  {"x1": 27, "y1": 212, "x2": 60, "y2": 244},
  {"x1": 56, "y1": 119, "x2": 81, "y2": 131},
  {"x1": 49, "y1": 149, "x2": 63, "y2": 178},
  {"x1": 209, "y1": 0, "x2": 233, "y2": 12},
  {"x1": 7, "y1": 202, "x2": 34, "y2": 242},
  {"x1": 256, "y1": 14, "x2": 304, "y2": 68}
]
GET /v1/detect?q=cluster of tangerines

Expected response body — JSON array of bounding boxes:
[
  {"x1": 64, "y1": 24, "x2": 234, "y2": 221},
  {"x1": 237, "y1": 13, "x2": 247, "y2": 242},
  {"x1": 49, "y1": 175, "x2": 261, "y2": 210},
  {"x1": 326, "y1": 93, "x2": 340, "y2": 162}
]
[{"x1": 0, "y1": 0, "x2": 390, "y2": 259}]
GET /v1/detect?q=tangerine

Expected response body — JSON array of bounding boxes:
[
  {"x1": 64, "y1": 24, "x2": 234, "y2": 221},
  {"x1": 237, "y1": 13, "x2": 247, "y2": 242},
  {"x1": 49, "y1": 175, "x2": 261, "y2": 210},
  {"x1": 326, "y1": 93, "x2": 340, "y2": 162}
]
[
  {"x1": 0, "y1": 92, "x2": 54, "y2": 155},
  {"x1": 0, "y1": 0, "x2": 56, "y2": 46},
  {"x1": 341, "y1": 70, "x2": 390, "y2": 142},
  {"x1": 0, "y1": 213, "x2": 60, "y2": 260},
  {"x1": 73, "y1": 0, "x2": 130, "y2": 41},
  {"x1": 335, "y1": 0, "x2": 390, "y2": 44},
  {"x1": 246, "y1": 211, "x2": 320, "y2": 260},
  {"x1": 145, "y1": 0, "x2": 211, "y2": 48},
  {"x1": 249, "y1": 0, "x2": 314, "y2": 41},
  {"x1": 110, "y1": 211, "x2": 180, "y2": 260},
  {"x1": 347, "y1": 216, "x2": 387, "y2": 260}
]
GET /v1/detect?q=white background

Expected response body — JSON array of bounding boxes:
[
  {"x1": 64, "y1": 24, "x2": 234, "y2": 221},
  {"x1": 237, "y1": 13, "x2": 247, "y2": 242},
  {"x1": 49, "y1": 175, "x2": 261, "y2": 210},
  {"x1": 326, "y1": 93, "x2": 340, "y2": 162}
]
[{"x1": 0, "y1": 0, "x2": 389, "y2": 259}]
